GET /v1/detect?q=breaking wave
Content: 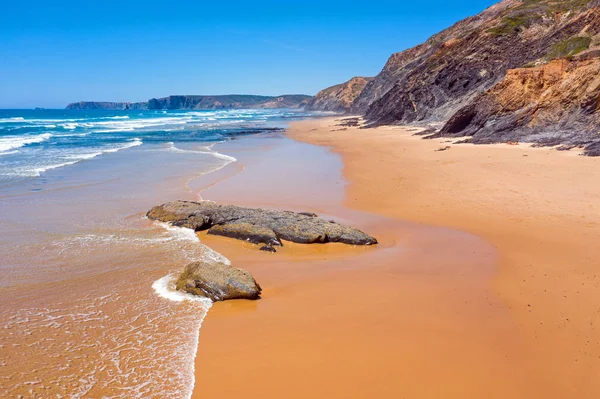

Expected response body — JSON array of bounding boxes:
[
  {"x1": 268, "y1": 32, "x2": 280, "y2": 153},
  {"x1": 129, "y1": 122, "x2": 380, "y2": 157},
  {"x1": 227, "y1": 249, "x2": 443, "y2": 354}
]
[{"x1": 0, "y1": 132, "x2": 52, "y2": 153}]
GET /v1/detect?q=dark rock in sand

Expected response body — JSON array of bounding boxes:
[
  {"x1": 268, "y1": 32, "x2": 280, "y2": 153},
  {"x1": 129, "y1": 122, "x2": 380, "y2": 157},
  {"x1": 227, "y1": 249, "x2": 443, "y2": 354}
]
[
  {"x1": 147, "y1": 200, "x2": 378, "y2": 247},
  {"x1": 176, "y1": 261, "x2": 261, "y2": 301},
  {"x1": 259, "y1": 245, "x2": 277, "y2": 253}
]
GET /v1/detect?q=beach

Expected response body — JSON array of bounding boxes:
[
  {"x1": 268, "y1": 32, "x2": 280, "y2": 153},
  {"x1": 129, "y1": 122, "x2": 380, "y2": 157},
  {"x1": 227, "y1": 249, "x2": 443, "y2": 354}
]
[
  {"x1": 2, "y1": 112, "x2": 599, "y2": 398},
  {"x1": 190, "y1": 117, "x2": 600, "y2": 398}
]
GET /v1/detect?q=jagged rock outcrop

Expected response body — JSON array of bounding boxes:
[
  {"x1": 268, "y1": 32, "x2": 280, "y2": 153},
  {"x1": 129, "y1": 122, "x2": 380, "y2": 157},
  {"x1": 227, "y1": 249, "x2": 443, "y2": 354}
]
[
  {"x1": 66, "y1": 101, "x2": 148, "y2": 110},
  {"x1": 176, "y1": 261, "x2": 261, "y2": 301},
  {"x1": 362, "y1": 1, "x2": 600, "y2": 126},
  {"x1": 351, "y1": 0, "x2": 521, "y2": 117},
  {"x1": 147, "y1": 201, "x2": 378, "y2": 247},
  {"x1": 147, "y1": 95, "x2": 311, "y2": 110},
  {"x1": 66, "y1": 95, "x2": 311, "y2": 110},
  {"x1": 298, "y1": 0, "x2": 600, "y2": 153},
  {"x1": 305, "y1": 77, "x2": 372, "y2": 113},
  {"x1": 435, "y1": 57, "x2": 600, "y2": 155}
]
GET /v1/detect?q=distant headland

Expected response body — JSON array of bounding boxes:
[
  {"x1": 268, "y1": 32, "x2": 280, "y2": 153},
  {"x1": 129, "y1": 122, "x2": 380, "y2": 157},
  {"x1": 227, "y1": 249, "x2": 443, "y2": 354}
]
[{"x1": 66, "y1": 94, "x2": 312, "y2": 110}]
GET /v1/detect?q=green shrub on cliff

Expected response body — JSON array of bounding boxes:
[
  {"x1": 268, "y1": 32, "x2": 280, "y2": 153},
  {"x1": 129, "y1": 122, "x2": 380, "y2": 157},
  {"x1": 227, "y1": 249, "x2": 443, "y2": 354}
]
[
  {"x1": 547, "y1": 36, "x2": 592, "y2": 59},
  {"x1": 487, "y1": 14, "x2": 534, "y2": 37}
]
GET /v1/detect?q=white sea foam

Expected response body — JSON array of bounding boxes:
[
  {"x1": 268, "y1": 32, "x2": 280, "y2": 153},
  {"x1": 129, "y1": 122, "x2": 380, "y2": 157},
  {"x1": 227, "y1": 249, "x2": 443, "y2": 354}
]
[
  {"x1": 0, "y1": 132, "x2": 52, "y2": 153},
  {"x1": 154, "y1": 221, "x2": 201, "y2": 243},
  {"x1": 212, "y1": 151, "x2": 237, "y2": 162},
  {"x1": 26, "y1": 139, "x2": 143, "y2": 177},
  {"x1": 30, "y1": 160, "x2": 82, "y2": 176},
  {"x1": 0, "y1": 117, "x2": 25, "y2": 122},
  {"x1": 149, "y1": 221, "x2": 232, "y2": 398},
  {"x1": 152, "y1": 274, "x2": 214, "y2": 305},
  {"x1": 163, "y1": 142, "x2": 237, "y2": 164},
  {"x1": 151, "y1": 274, "x2": 213, "y2": 399},
  {"x1": 104, "y1": 138, "x2": 143, "y2": 153}
]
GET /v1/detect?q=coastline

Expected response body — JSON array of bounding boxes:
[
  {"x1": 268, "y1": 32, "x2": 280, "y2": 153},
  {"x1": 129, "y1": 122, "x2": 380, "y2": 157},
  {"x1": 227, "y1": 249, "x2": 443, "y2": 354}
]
[{"x1": 188, "y1": 117, "x2": 600, "y2": 398}]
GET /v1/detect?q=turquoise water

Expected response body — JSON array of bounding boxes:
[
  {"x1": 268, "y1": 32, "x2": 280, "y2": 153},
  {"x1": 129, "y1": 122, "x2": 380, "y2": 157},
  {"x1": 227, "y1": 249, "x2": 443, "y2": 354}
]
[{"x1": 0, "y1": 108, "x2": 313, "y2": 185}]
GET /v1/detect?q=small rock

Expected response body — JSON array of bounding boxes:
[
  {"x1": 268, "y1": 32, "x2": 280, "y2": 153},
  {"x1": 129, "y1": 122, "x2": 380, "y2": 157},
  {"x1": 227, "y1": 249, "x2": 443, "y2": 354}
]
[
  {"x1": 260, "y1": 245, "x2": 277, "y2": 253},
  {"x1": 176, "y1": 261, "x2": 261, "y2": 301}
]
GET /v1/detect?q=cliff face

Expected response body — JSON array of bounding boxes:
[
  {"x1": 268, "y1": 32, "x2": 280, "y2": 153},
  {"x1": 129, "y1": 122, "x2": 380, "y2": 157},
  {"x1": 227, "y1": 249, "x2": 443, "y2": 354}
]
[
  {"x1": 437, "y1": 57, "x2": 600, "y2": 155},
  {"x1": 67, "y1": 95, "x2": 311, "y2": 110},
  {"x1": 352, "y1": 0, "x2": 519, "y2": 114},
  {"x1": 362, "y1": 1, "x2": 600, "y2": 126},
  {"x1": 66, "y1": 102, "x2": 148, "y2": 110},
  {"x1": 305, "y1": 77, "x2": 372, "y2": 113}
]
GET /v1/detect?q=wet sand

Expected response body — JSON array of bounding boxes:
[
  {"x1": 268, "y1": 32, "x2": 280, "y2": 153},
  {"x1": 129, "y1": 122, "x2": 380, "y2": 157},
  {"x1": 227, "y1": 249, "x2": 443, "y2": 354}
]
[{"x1": 190, "y1": 118, "x2": 600, "y2": 398}]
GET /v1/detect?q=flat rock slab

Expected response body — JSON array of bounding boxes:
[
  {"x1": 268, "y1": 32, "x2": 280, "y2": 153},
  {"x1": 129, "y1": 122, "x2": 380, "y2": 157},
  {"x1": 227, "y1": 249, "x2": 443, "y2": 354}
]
[
  {"x1": 147, "y1": 200, "x2": 378, "y2": 247},
  {"x1": 176, "y1": 261, "x2": 261, "y2": 301}
]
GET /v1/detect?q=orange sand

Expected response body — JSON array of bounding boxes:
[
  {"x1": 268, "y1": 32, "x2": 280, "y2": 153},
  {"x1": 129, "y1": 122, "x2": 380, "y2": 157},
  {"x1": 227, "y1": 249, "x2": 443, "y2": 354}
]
[{"x1": 191, "y1": 118, "x2": 600, "y2": 398}]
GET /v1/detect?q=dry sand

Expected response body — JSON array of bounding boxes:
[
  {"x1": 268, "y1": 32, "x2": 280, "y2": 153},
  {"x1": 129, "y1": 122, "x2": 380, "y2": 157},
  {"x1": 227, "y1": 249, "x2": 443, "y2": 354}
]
[{"x1": 191, "y1": 117, "x2": 600, "y2": 398}]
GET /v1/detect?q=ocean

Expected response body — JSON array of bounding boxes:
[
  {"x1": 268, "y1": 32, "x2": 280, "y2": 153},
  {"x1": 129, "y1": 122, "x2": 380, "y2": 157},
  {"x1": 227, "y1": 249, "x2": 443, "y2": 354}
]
[{"x1": 0, "y1": 108, "x2": 317, "y2": 398}]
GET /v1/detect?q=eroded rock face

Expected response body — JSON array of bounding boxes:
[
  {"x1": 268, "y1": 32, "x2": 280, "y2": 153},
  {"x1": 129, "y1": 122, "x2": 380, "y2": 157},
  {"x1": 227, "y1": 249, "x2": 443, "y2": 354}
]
[
  {"x1": 435, "y1": 58, "x2": 600, "y2": 155},
  {"x1": 176, "y1": 261, "x2": 261, "y2": 301},
  {"x1": 351, "y1": 0, "x2": 600, "y2": 129},
  {"x1": 351, "y1": 0, "x2": 521, "y2": 118},
  {"x1": 147, "y1": 201, "x2": 378, "y2": 247},
  {"x1": 305, "y1": 77, "x2": 373, "y2": 113}
]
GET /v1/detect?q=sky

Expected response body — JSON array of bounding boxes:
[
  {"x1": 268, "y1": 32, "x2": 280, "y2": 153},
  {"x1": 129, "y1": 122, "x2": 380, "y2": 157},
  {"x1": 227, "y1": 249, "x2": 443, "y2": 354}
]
[{"x1": 0, "y1": 0, "x2": 497, "y2": 108}]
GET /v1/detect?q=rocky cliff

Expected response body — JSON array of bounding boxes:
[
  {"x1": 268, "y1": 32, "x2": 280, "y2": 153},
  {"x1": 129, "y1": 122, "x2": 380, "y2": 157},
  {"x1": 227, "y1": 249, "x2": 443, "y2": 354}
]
[
  {"x1": 310, "y1": 0, "x2": 600, "y2": 152},
  {"x1": 351, "y1": 0, "x2": 519, "y2": 115},
  {"x1": 436, "y1": 57, "x2": 600, "y2": 155},
  {"x1": 305, "y1": 77, "x2": 372, "y2": 113},
  {"x1": 362, "y1": 0, "x2": 600, "y2": 126},
  {"x1": 67, "y1": 95, "x2": 311, "y2": 110}
]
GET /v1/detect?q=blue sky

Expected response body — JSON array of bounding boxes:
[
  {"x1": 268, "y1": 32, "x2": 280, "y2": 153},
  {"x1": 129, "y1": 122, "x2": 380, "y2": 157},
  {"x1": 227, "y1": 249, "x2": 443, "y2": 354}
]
[{"x1": 1, "y1": 0, "x2": 496, "y2": 108}]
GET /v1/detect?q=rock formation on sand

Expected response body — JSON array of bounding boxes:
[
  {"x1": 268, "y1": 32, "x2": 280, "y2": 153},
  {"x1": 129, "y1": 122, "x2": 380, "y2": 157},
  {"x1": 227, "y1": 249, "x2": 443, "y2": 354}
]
[
  {"x1": 305, "y1": 77, "x2": 373, "y2": 113},
  {"x1": 147, "y1": 201, "x2": 378, "y2": 247},
  {"x1": 66, "y1": 95, "x2": 311, "y2": 110},
  {"x1": 310, "y1": 0, "x2": 600, "y2": 154},
  {"x1": 176, "y1": 261, "x2": 262, "y2": 301}
]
